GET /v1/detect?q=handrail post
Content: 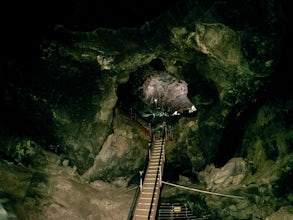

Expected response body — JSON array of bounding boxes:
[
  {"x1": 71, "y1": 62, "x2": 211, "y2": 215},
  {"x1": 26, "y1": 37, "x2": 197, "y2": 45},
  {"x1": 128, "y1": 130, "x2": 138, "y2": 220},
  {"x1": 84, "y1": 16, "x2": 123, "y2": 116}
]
[
  {"x1": 139, "y1": 171, "x2": 144, "y2": 191},
  {"x1": 148, "y1": 141, "x2": 152, "y2": 159},
  {"x1": 162, "y1": 145, "x2": 165, "y2": 162},
  {"x1": 159, "y1": 165, "x2": 162, "y2": 187}
]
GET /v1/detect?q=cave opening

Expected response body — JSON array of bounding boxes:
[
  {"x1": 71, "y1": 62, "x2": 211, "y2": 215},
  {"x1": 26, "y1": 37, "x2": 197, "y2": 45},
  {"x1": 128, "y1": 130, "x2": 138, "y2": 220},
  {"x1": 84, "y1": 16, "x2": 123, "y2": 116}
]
[
  {"x1": 116, "y1": 60, "x2": 197, "y2": 128},
  {"x1": 213, "y1": 117, "x2": 246, "y2": 167}
]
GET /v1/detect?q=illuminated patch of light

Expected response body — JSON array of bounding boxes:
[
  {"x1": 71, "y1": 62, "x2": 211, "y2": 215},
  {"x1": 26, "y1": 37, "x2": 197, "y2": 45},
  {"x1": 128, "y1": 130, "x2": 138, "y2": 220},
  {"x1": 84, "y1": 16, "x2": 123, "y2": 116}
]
[{"x1": 188, "y1": 105, "x2": 197, "y2": 113}]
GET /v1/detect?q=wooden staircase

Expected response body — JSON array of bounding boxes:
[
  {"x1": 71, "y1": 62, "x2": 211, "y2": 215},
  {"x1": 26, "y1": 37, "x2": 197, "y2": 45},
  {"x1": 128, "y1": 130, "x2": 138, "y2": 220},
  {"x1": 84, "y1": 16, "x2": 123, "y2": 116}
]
[{"x1": 132, "y1": 138, "x2": 165, "y2": 220}]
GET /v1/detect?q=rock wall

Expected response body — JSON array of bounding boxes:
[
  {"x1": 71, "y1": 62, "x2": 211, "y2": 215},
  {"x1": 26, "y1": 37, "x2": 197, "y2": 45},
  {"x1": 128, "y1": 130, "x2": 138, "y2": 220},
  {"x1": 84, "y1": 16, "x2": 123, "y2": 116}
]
[{"x1": 0, "y1": 0, "x2": 291, "y2": 219}]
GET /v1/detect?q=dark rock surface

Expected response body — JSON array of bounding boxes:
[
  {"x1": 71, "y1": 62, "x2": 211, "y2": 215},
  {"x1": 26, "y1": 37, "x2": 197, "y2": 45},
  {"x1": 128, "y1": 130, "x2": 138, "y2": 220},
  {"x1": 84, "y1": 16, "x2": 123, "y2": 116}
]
[{"x1": 0, "y1": 0, "x2": 291, "y2": 219}]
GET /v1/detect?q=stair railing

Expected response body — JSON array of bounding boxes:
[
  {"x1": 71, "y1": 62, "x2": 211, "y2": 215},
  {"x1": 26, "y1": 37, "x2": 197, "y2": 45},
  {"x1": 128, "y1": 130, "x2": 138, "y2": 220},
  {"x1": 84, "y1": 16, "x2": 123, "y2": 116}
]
[{"x1": 147, "y1": 140, "x2": 164, "y2": 220}]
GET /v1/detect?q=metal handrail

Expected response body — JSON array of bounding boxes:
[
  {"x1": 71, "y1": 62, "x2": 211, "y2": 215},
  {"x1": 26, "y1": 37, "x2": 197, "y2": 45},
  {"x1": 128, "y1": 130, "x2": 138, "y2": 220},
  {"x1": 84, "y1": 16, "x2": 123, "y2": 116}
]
[
  {"x1": 127, "y1": 186, "x2": 140, "y2": 220},
  {"x1": 126, "y1": 114, "x2": 168, "y2": 219},
  {"x1": 128, "y1": 138, "x2": 152, "y2": 219},
  {"x1": 147, "y1": 141, "x2": 164, "y2": 220},
  {"x1": 117, "y1": 103, "x2": 152, "y2": 136}
]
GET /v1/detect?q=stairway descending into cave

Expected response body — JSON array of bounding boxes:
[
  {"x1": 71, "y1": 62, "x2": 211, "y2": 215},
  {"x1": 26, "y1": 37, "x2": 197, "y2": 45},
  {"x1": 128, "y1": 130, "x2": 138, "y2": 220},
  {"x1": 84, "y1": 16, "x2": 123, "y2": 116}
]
[{"x1": 132, "y1": 138, "x2": 165, "y2": 220}]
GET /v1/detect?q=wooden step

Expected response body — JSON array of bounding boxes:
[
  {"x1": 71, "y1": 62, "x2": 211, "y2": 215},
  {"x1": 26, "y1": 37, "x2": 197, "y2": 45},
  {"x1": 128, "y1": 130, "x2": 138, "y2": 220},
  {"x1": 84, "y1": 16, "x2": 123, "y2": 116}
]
[
  {"x1": 148, "y1": 166, "x2": 159, "y2": 169},
  {"x1": 151, "y1": 152, "x2": 161, "y2": 156},
  {"x1": 149, "y1": 160, "x2": 160, "y2": 163},
  {"x1": 143, "y1": 177, "x2": 159, "y2": 181}
]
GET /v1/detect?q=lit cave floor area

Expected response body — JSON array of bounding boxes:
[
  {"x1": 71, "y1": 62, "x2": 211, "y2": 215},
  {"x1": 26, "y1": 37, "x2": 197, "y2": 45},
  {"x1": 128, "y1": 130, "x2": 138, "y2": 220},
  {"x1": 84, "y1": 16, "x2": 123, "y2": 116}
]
[{"x1": 0, "y1": 152, "x2": 136, "y2": 220}]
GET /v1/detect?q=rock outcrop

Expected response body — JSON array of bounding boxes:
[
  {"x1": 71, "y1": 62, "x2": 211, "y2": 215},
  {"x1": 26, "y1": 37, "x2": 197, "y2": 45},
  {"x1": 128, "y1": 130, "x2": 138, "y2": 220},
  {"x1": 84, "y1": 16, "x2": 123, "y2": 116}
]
[{"x1": 0, "y1": 0, "x2": 291, "y2": 219}]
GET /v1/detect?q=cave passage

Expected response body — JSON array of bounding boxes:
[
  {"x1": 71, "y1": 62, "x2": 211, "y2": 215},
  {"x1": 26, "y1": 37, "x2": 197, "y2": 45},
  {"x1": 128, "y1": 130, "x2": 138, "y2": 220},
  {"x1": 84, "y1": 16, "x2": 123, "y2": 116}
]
[{"x1": 116, "y1": 63, "x2": 197, "y2": 128}]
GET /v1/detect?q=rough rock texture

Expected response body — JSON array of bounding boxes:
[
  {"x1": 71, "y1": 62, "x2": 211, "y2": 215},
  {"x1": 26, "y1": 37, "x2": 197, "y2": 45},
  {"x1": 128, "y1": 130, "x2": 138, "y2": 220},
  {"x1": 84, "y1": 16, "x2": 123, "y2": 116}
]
[
  {"x1": 120, "y1": 67, "x2": 196, "y2": 115},
  {"x1": 0, "y1": 0, "x2": 291, "y2": 219},
  {"x1": 81, "y1": 108, "x2": 149, "y2": 185},
  {"x1": 0, "y1": 149, "x2": 135, "y2": 220},
  {"x1": 38, "y1": 10, "x2": 266, "y2": 176}
]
